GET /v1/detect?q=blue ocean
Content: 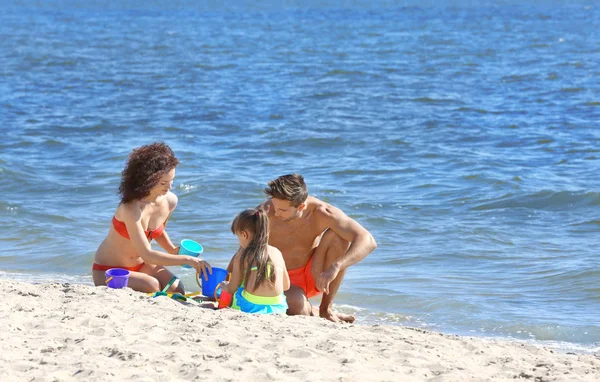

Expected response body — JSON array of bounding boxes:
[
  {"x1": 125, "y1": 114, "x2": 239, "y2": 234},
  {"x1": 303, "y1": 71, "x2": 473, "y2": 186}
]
[{"x1": 1, "y1": 1, "x2": 599, "y2": 352}]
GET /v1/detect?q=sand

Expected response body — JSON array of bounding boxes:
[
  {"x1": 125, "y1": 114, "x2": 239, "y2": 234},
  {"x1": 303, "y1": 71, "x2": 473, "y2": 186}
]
[{"x1": 0, "y1": 279, "x2": 598, "y2": 381}]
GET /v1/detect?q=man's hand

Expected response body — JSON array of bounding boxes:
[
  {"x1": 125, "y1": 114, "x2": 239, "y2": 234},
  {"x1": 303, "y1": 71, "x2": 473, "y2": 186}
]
[{"x1": 316, "y1": 262, "x2": 342, "y2": 294}]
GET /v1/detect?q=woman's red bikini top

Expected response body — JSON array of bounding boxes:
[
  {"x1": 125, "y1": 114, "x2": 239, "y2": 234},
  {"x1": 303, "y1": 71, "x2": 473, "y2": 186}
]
[{"x1": 112, "y1": 216, "x2": 165, "y2": 240}]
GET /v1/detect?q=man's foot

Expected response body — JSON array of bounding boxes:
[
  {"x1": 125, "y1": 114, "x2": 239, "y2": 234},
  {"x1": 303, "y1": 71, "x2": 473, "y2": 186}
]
[{"x1": 319, "y1": 307, "x2": 355, "y2": 323}]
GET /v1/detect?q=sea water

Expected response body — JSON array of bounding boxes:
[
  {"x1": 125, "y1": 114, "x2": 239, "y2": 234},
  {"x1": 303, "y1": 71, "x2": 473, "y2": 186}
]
[{"x1": 1, "y1": 0, "x2": 599, "y2": 352}]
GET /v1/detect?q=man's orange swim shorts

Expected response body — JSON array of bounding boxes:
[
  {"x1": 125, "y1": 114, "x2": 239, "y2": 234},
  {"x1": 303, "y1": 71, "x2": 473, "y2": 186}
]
[{"x1": 288, "y1": 255, "x2": 321, "y2": 298}]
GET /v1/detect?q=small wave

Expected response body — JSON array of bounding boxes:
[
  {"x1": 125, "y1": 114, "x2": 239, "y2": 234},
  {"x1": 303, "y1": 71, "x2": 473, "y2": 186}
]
[
  {"x1": 529, "y1": 44, "x2": 550, "y2": 48},
  {"x1": 309, "y1": 91, "x2": 343, "y2": 99},
  {"x1": 537, "y1": 139, "x2": 554, "y2": 144},
  {"x1": 570, "y1": 219, "x2": 600, "y2": 226},
  {"x1": 560, "y1": 87, "x2": 585, "y2": 93},
  {"x1": 46, "y1": 60, "x2": 78, "y2": 67},
  {"x1": 472, "y1": 191, "x2": 600, "y2": 211},
  {"x1": 501, "y1": 74, "x2": 538, "y2": 83},
  {"x1": 486, "y1": 323, "x2": 600, "y2": 346},
  {"x1": 73, "y1": 122, "x2": 127, "y2": 133},
  {"x1": 566, "y1": 148, "x2": 600, "y2": 154},
  {"x1": 350, "y1": 202, "x2": 385, "y2": 210},
  {"x1": 177, "y1": 183, "x2": 197, "y2": 192},
  {"x1": 323, "y1": 69, "x2": 367, "y2": 77},
  {"x1": 194, "y1": 63, "x2": 236, "y2": 71},
  {"x1": 0, "y1": 270, "x2": 91, "y2": 285},
  {"x1": 455, "y1": 107, "x2": 489, "y2": 114},
  {"x1": 43, "y1": 138, "x2": 66, "y2": 146},
  {"x1": 318, "y1": 189, "x2": 346, "y2": 195},
  {"x1": 331, "y1": 169, "x2": 402, "y2": 176},
  {"x1": 411, "y1": 97, "x2": 463, "y2": 105},
  {"x1": 269, "y1": 149, "x2": 308, "y2": 157},
  {"x1": 277, "y1": 136, "x2": 343, "y2": 148},
  {"x1": 0, "y1": 165, "x2": 26, "y2": 178}
]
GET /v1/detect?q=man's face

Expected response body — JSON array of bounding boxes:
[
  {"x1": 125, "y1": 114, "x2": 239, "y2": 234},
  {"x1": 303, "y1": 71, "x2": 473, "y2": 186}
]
[{"x1": 271, "y1": 198, "x2": 302, "y2": 222}]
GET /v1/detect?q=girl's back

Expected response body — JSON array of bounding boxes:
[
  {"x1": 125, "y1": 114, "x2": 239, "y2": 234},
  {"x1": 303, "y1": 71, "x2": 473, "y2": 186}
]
[
  {"x1": 225, "y1": 208, "x2": 290, "y2": 314},
  {"x1": 243, "y1": 245, "x2": 289, "y2": 297}
]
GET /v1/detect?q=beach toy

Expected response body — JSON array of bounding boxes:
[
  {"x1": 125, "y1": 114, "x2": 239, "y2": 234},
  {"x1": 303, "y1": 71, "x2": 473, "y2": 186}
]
[
  {"x1": 179, "y1": 239, "x2": 203, "y2": 268},
  {"x1": 196, "y1": 267, "x2": 229, "y2": 299},
  {"x1": 147, "y1": 276, "x2": 206, "y2": 304},
  {"x1": 105, "y1": 268, "x2": 130, "y2": 289},
  {"x1": 150, "y1": 276, "x2": 178, "y2": 298},
  {"x1": 215, "y1": 282, "x2": 233, "y2": 309}
]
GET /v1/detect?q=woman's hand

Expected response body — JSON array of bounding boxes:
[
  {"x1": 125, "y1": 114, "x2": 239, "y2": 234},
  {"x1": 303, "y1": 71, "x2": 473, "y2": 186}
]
[{"x1": 186, "y1": 257, "x2": 212, "y2": 280}]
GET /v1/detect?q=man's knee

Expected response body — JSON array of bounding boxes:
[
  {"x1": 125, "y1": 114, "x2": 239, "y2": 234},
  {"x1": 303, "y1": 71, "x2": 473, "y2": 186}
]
[
  {"x1": 322, "y1": 230, "x2": 350, "y2": 257},
  {"x1": 286, "y1": 297, "x2": 305, "y2": 315},
  {"x1": 285, "y1": 287, "x2": 310, "y2": 315}
]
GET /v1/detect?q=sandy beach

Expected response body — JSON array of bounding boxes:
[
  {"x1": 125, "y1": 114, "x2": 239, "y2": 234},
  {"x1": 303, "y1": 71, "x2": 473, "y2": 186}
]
[{"x1": 1, "y1": 280, "x2": 598, "y2": 382}]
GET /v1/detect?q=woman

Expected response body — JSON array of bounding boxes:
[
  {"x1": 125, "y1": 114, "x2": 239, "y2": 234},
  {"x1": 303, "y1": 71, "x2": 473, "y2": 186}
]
[{"x1": 92, "y1": 142, "x2": 210, "y2": 293}]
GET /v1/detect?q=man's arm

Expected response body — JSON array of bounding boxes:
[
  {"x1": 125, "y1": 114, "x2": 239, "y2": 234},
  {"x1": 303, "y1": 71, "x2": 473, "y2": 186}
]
[{"x1": 319, "y1": 204, "x2": 377, "y2": 270}]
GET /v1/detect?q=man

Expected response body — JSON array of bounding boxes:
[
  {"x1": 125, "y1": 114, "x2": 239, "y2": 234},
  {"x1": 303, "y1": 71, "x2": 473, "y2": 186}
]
[{"x1": 261, "y1": 173, "x2": 377, "y2": 322}]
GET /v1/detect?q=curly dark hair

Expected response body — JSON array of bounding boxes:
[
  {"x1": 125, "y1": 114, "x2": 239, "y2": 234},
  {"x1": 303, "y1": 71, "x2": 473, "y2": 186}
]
[{"x1": 118, "y1": 142, "x2": 179, "y2": 203}]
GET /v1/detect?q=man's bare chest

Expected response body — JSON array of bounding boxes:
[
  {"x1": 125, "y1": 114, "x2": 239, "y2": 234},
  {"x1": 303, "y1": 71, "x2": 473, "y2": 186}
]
[{"x1": 269, "y1": 218, "x2": 323, "y2": 250}]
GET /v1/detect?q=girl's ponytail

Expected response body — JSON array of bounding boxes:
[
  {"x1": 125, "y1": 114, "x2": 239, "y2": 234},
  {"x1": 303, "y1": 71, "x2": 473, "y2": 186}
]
[{"x1": 231, "y1": 208, "x2": 274, "y2": 290}]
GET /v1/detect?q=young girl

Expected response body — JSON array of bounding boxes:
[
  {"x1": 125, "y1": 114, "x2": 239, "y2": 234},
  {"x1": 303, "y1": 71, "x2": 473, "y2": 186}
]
[{"x1": 222, "y1": 208, "x2": 289, "y2": 314}]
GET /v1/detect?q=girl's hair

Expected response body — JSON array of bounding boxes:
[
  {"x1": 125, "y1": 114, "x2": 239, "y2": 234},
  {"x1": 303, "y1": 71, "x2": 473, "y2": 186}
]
[
  {"x1": 231, "y1": 208, "x2": 274, "y2": 291},
  {"x1": 118, "y1": 142, "x2": 179, "y2": 203}
]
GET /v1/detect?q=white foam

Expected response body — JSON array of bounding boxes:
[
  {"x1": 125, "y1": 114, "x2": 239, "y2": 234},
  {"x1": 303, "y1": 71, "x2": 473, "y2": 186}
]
[
  {"x1": 0, "y1": 271, "x2": 92, "y2": 286},
  {"x1": 178, "y1": 183, "x2": 197, "y2": 192}
]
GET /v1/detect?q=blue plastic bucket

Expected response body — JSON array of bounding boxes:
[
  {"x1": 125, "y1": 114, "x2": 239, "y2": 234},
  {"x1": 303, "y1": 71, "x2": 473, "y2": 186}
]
[
  {"x1": 105, "y1": 268, "x2": 130, "y2": 289},
  {"x1": 201, "y1": 267, "x2": 228, "y2": 298},
  {"x1": 179, "y1": 239, "x2": 203, "y2": 268}
]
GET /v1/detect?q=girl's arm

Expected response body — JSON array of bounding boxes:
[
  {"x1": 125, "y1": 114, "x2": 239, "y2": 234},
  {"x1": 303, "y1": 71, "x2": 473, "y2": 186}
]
[
  {"x1": 225, "y1": 253, "x2": 243, "y2": 295},
  {"x1": 272, "y1": 247, "x2": 290, "y2": 291},
  {"x1": 226, "y1": 247, "x2": 242, "y2": 272},
  {"x1": 282, "y1": 262, "x2": 290, "y2": 291}
]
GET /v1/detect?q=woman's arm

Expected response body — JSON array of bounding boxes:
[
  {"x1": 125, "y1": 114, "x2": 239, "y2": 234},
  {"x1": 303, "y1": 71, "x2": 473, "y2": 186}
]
[
  {"x1": 154, "y1": 193, "x2": 179, "y2": 254},
  {"x1": 154, "y1": 230, "x2": 179, "y2": 254},
  {"x1": 121, "y1": 203, "x2": 193, "y2": 267}
]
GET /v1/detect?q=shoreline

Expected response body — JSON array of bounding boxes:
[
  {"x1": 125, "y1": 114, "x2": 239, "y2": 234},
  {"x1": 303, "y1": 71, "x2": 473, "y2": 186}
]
[
  {"x1": 1, "y1": 279, "x2": 599, "y2": 381},
  {"x1": 1, "y1": 271, "x2": 597, "y2": 355}
]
